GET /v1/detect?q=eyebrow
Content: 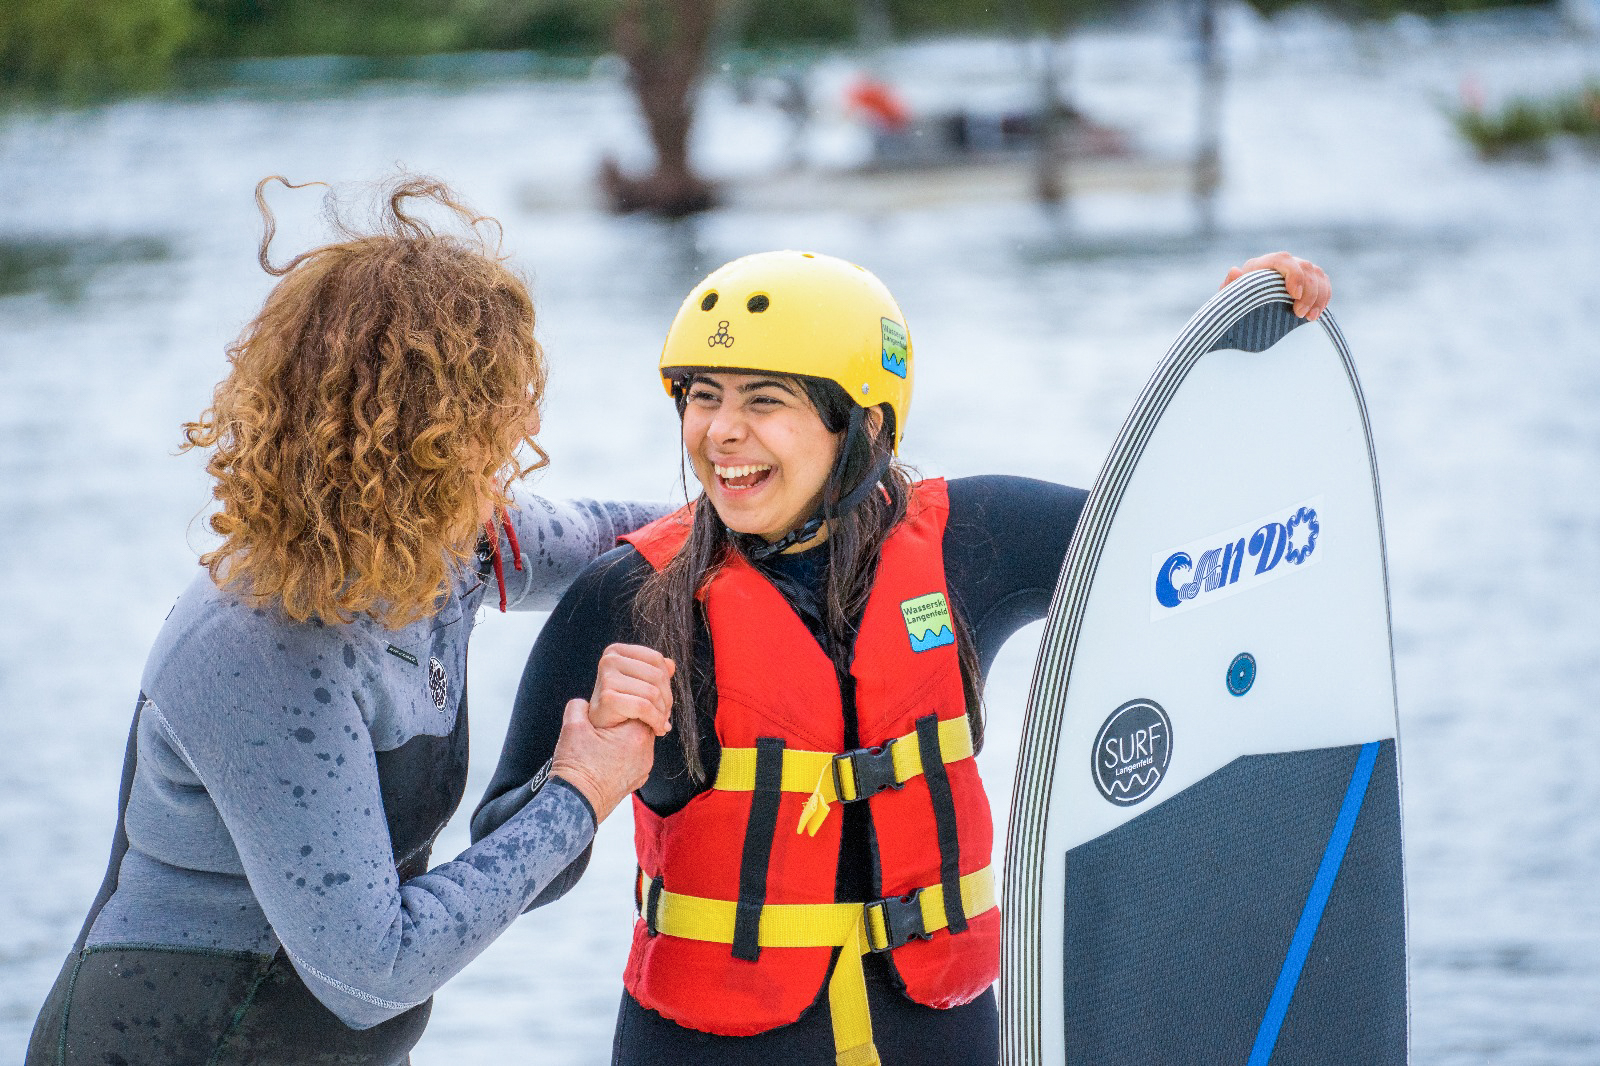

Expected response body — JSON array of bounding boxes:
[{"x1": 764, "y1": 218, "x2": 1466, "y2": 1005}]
[
  {"x1": 687, "y1": 375, "x2": 797, "y2": 396},
  {"x1": 737, "y1": 379, "x2": 796, "y2": 395}
]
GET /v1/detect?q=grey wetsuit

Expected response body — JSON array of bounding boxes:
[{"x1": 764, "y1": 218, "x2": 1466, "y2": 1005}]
[{"x1": 26, "y1": 496, "x2": 667, "y2": 1066}]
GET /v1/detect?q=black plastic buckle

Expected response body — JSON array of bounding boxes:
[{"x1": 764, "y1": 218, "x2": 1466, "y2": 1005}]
[
  {"x1": 833, "y1": 737, "x2": 902, "y2": 803},
  {"x1": 867, "y1": 888, "x2": 930, "y2": 952}
]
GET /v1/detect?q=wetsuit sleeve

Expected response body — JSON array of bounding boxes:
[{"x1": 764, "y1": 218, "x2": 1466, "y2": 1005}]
[
  {"x1": 944, "y1": 474, "x2": 1088, "y2": 674},
  {"x1": 473, "y1": 546, "x2": 651, "y2": 847},
  {"x1": 487, "y1": 495, "x2": 674, "y2": 611},
  {"x1": 142, "y1": 620, "x2": 598, "y2": 1031}
]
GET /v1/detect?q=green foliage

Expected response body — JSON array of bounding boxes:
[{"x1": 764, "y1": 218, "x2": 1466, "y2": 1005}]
[
  {"x1": 186, "y1": 0, "x2": 616, "y2": 57},
  {"x1": 1550, "y1": 85, "x2": 1600, "y2": 137},
  {"x1": 466, "y1": 0, "x2": 616, "y2": 52},
  {"x1": 1451, "y1": 84, "x2": 1600, "y2": 159},
  {"x1": 1240, "y1": 0, "x2": 1545, "y2": 19},
  {"x1": 887, "y1": 0, "x2": 1120, "y2": 35},
  {"x1": 736, "y1": 0, "x2": 854, "y2": 46},
  {"x1": 1238, "y1": 0, "x2": 1535, "y2": 17},
  {"x1": 0, "y1": 0, "x2": 194, "y2": 101},
  {"x1": 733, "y1": 0, "x2": 1125, "y2": 46},
  {"x1": 3, "y1": 0, "x2": 1581, "y2": 104}
]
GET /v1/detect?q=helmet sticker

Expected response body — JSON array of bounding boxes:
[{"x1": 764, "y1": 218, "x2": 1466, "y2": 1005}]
[
  {"x1": 880, "y1": 318, "x2": 908, "y2": 378},
  {"x1": 708, "y1": 320, "x2": 734, "y2": 348},
  {"x1": 900, "y1": 592, "x2": 954, "y2": 653}
]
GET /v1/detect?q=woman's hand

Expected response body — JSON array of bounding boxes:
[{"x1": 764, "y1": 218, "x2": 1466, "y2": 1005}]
[
  {"x1": 587, "y1": 643, "x2": 675, "y2": 737},
  {"x1": 549, "y1": 699, "x2": 657, "y2": 822},
  {"x1": 1221, "y1": 252, "x2": 1332, "y2": 321}
]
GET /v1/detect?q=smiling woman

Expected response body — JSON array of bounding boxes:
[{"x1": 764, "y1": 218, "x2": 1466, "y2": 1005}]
[{"x1": 473, "y1": 249, "x2": 1329, "y2": 1066}]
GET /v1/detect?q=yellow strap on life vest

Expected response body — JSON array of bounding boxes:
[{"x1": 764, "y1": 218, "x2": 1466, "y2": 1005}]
[
  {"x1": 797, "y1": 715, "x2": 975, "y2": 836},
  {"x1": 637, "y1": 866, "x2": 996, "y2": 1066},
  {"x1": 713, "y1": 747, "x2": 836, "y2": 794},
  {"x1": 710, "y1": 716, "x2": 975, "y2": 837}
]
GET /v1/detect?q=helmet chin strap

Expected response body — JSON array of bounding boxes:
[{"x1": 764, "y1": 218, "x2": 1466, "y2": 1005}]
[{"x1": 737, "y1": 406, "x2": 889, "y2": 563}]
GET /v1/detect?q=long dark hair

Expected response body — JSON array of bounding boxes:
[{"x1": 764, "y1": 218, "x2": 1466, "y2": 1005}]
[{"x1": 634, "y1": 374, "x2": 984, "y2": 782}]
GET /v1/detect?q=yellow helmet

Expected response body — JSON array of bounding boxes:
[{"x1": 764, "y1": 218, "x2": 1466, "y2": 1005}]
[{"x1": 658, "y1": 250, "x2": 912, "y2": 451}]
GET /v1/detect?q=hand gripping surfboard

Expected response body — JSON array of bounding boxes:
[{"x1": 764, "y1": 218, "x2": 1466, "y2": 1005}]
[{"x1": 1001, "y1": 270, "x2": 1408, "y2": 1065}]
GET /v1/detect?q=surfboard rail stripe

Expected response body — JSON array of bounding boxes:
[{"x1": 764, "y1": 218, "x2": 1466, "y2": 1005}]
[
  {"x1": 1245, "y1": 740, "x2": 1382, "y2": 1066},
  {"x1": 1000, "y1": 270, "x2": 1405, "y2": 1065}
]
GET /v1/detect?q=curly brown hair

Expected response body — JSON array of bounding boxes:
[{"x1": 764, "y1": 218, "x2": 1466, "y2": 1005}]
[{"x1": 182, "y1": 175, "x2": 547, "y2": 629}]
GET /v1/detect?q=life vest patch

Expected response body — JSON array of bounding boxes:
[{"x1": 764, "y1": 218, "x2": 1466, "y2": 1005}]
[{"x1": 900, "y1": 592, "x2": 954, "y2": 652}]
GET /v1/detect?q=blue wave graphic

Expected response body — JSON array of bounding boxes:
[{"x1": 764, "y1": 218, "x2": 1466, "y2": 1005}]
[
  {"x1": 881, "y1": 350, "x2": 909, "y2": 378},
  {"x1": 909, "y1": 625, "x2": 954, "y2": 652}
]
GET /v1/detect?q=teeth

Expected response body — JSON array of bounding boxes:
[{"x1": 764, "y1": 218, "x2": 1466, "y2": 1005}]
[{"x1": 715, "y1": 464, "x2": 772, "y2": 479}]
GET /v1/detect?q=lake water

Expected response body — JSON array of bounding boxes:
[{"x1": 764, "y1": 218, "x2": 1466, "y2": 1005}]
[{"x1": 1, "y1": 12, "x2": 1597, "y2": 1064}]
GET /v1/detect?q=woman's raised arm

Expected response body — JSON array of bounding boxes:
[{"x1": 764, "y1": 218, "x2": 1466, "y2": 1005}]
[{"x1": 481, "y1": 496, "x2": 673, "y2": 612}]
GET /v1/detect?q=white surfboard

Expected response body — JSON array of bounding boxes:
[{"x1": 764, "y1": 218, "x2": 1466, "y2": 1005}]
[{"x1": 1001, "y1": 270, "x2": 1408, "y2": 1064}]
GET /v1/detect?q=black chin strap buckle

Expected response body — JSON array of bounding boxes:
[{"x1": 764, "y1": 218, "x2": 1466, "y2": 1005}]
[{"x1": 740, "y1": 515, "x2": 825, "y2": 561}]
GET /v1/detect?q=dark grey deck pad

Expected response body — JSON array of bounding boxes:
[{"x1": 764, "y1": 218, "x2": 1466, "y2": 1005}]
[
  {"x1": 1207, "y1": 302, "x2": 1306, "y2": 354},
  {"x1": 1062, "y1": 740, "x2": 1405, "y2": 1065}
]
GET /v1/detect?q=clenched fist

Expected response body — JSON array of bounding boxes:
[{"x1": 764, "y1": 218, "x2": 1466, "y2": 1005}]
[{"x1": 587, "y1": 643, "x2": 675, "y2": 737}]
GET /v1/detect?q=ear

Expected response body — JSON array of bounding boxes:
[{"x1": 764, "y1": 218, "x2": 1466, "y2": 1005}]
[{"x1": 865, "y1": 405, "x2": 886, "y2": 440}]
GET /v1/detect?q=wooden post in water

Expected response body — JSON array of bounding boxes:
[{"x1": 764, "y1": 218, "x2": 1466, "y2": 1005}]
[
  {"x1": 856, "y1": 0, "x2": 892, "y2": 50},
  {"x1": 1034, "y1": 35, "x2": 1073, "y2": 214},
  {"x1": 1004, "y1": 0, "x2": 1072, "y2": 215},
  {"x1": 1193, "y1": 0, "x2": 1224, "y2": 236}
]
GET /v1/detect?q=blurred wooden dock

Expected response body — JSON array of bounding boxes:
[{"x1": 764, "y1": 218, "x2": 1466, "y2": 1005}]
[
  {"x1": 722, "y1": 154, "x2": 1189, "y2": 212},
  {"x1": 520, "y1": 153, "x2": 1189, "y2": 215}
]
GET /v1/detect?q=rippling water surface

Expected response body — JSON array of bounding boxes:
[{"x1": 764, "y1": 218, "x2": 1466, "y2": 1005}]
[{"x1": 1, "y1": 15, "x2": 1597, "y2": 1064}]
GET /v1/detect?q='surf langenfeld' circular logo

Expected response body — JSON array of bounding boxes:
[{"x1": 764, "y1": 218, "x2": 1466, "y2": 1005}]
[
  {"x1": 1091, "y1": 698, "x2": 1173, "y2": 807},
  {"x1": 427, "y1": 656, "x2": 449, "y2": 710}
]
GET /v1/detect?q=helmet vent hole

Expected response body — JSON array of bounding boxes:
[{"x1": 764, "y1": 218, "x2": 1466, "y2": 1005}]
[
  {"x1": 701, "y1": 292, "x2": 718, "y2": 311},
  {"x1": 746, "y1": 294, "x2": 770, "y2": 313}
]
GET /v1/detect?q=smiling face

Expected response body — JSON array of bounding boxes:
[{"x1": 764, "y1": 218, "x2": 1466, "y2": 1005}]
[{"x1": 680, "y1": 371, "x2": 843, "y2": 544}]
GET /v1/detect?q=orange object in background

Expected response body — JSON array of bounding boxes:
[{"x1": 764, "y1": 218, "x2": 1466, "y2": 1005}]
[{"x1": 845, "y1": 77, "x2": 911, "y2": 132}]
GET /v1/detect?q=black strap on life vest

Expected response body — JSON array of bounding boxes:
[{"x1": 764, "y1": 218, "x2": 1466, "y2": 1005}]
[
  {"x1": 733, "y1": 736, "x2": 786, "y2": 961},
  {"x1": 915, "y1": 714, "x2": 967, "y2": 934},
  {"x1": 642, "y1": 871, "x2": 665, "y2": 937}
]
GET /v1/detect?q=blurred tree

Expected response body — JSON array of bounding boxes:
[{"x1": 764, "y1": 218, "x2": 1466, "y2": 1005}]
[
  {"x1": 599, "y1": 0, "x2": 720, "y2": 217},
  {"x1": 0, "y1": 0, "x2": 194, "y2": 101}
]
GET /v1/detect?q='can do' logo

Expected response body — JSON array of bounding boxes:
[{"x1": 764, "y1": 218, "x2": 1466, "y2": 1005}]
[{"x1": 1091, "y1": 698, "x2": 1173, "y2": 807}]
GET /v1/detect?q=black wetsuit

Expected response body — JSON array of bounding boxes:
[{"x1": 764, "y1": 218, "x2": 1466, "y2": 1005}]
[{"x1": 475, "y1": 475, "x2": 1087, "y2": 1066}]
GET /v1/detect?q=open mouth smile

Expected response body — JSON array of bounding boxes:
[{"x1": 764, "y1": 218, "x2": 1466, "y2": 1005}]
[{"x1": 714, "y1": 463, "x2": 774, "y2": 492}]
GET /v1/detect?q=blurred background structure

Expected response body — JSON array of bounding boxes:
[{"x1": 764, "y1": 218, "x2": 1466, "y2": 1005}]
[{"x1": 1, "y1": 0, "x2": 1597, "y2": 1063}]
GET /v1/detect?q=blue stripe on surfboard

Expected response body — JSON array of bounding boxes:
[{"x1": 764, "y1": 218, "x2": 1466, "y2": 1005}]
[{"x1": 1245, "y1": 740, "x2": 1382, "y2": 1066}]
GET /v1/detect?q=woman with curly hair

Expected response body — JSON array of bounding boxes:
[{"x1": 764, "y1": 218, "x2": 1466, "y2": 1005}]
[{"x1": 26, "y1": 177, "x2": 675, "y2": 1066}]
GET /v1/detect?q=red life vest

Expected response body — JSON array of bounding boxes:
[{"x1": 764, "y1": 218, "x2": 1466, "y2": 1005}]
[{"x1": 619, "y1": 478, "x2": 999, "y2": 1038}]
